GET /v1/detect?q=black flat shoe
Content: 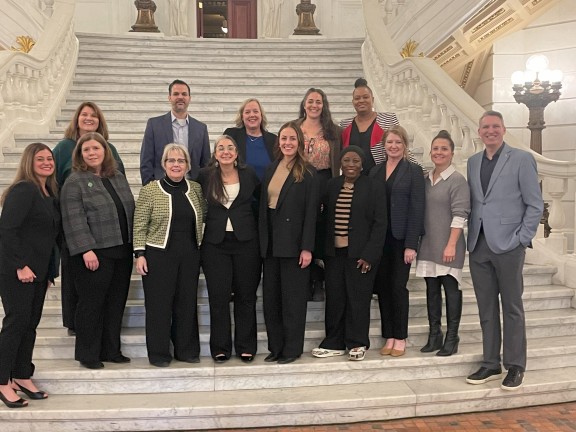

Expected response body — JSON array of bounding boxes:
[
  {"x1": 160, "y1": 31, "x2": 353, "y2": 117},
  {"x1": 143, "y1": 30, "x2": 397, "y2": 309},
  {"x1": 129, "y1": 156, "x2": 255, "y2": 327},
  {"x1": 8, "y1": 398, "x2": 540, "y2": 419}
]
[
  {"x1": 150, "y1": 360, "x2": 171, "y2": 368},
  {"x1": 277, "y1": 356, "x2": 299, "y2": 364},
  {"x1": 214, "y1": 354, "x2": 229, "y2": 363},
  {"x1": 80, "y1": 361, "x2": 104, "y2": 370},
  {"x1": 240, "y1": 354, "x2": 254, "y2": 363},
  {"x1": 14, "y1": 382, "x2": 48, "y2": 400},
  {"x1": 103, "y1": 355, "x2": 131, "y2": 364},
  {"x1": 264, "y1": 353, "x2": 279, "y2": 362},
  {"x1": 0, "y1": 390, "x2": 28, "y2": 408},
  {"x1": 176, "y1": 356, "x2": 200, "y2": 364}
]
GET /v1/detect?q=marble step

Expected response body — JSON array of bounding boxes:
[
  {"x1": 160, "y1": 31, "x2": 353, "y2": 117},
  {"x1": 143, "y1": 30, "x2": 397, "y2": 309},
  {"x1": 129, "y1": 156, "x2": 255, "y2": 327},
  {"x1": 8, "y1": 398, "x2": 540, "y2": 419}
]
[
  {"x1": 8, "y1": 284, "x2": 571, "y2": 332},
  {"x1": 17, "y1": 335, "x2": 576, "y2": 395},
  {"x1": 76, "y1": 33, "x2": 364, "y2": 49},
  {"x1": 2, "y1": 365, "x2": 576, "y2": 431},
  {"x1": 3, "y1": 365, "x2": 575, "y2": 431},
  {"x1": 27, "y1": 307, "x2": 576, "y2": 360}
]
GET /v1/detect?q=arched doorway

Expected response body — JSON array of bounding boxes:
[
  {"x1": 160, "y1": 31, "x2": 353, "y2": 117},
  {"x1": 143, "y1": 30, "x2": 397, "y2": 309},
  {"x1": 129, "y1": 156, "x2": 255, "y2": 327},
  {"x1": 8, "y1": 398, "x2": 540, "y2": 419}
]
[{"x1": 197, "y1": 0, "x2": 257, "y2": 39}]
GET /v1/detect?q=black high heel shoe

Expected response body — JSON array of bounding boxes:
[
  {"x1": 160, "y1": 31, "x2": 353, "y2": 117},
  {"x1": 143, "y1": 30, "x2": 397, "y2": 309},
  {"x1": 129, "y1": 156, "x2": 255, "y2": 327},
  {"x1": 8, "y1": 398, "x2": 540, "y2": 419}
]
[
  {"x1": 0, "y1": 389, "x2": 28, "y2": 408},
  {"x1": 15, "y1": 382, "x2": 48, "y2": 400}
]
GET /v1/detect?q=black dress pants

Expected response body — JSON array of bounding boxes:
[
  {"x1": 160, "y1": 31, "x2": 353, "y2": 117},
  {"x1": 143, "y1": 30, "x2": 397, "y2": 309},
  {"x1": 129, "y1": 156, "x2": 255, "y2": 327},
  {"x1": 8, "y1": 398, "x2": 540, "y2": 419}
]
[
  {"x1": 262, "y1": 256, "x2": 309, "y2": 358},
  {"x1": 0, "y1": 275, "x2": 47, "y2": 384},
  {"x1": 320, "y1": 249, "x2": 377, "y2": 350},
  {"x1": 201, "y1": 233, "x2": 261, "y2": 358},
  {"x1": 143, "y1": 236, "x2": 200, "y2": 363},
  {"x1": 71, "y1": 251, "x2": 132, "y2": 363},
  {"x1": 375, "y1": 235, "x2": 411, "y2": 340}
]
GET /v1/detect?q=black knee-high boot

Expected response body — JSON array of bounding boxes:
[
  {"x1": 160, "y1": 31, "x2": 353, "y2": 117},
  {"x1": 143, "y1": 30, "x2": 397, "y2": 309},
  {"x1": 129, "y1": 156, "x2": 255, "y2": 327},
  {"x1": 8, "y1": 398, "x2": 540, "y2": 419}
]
[
  {"x1": 421, "y1": 277, "x2": 443, "y2": 352},
  {"x1": 437, "y1": 276, "x2": 462, "y2": 356}
]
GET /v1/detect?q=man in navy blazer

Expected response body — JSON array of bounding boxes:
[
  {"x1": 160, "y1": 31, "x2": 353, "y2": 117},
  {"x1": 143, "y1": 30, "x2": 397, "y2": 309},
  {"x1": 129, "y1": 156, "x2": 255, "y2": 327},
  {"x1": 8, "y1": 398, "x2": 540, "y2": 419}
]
[
  {"x1": 466, "y1": 110, "x2": 543, "y2": 391},
  {"x1": 140, "y1": 79, "x2": 210, "y2": 184}
]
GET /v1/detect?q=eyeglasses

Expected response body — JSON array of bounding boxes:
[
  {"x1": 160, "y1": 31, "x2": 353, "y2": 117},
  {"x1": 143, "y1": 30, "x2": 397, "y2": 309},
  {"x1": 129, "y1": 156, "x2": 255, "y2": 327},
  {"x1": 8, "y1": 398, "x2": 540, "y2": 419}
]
[{"x1": 165, "y1": 158, "x2": 186, "y2": 165}]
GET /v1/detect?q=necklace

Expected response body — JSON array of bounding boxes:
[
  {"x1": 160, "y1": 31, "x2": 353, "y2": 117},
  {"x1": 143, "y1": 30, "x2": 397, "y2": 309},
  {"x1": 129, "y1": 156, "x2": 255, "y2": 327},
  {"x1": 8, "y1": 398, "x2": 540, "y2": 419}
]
[
  {"x1": 247, "y1": 134, "x2": 262, "y2": 142},
  {"x1": 343, "y1": 181, "x2": 355, "y2": 190},
  {"x1": 162, "y1": 177, "x2": 181, "y2": 188}
]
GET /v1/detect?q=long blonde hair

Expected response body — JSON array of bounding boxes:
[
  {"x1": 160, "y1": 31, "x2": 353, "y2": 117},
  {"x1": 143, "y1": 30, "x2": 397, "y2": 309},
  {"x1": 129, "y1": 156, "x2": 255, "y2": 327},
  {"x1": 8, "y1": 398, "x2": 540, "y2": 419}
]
[{"x1": 1, "y1": 143, "x2": 58, "y2": 205}]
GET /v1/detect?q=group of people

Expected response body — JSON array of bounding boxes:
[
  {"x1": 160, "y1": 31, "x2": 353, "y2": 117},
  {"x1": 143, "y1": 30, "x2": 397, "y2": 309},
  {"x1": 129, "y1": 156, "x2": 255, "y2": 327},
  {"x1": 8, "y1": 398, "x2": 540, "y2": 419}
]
[{"x1": 0, "y1": 76, "x2": 543, "y2": 408}]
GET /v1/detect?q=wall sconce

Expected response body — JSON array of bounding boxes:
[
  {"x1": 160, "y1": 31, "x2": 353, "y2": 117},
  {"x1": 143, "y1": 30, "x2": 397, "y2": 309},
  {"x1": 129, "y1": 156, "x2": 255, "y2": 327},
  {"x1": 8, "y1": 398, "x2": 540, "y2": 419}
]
[{"x1": 221, "y1": 18, "x2": 228, "y2": 34}]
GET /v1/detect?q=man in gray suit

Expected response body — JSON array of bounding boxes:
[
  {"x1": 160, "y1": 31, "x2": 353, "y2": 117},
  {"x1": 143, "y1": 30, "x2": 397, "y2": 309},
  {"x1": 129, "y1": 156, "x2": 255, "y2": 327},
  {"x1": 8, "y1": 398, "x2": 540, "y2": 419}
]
[
  {"x1": 140, "y1": 79, "x2": 210, "y2": 185},
  {"x1": 466, "y1": 110, "x2": 543, "y2": 390}
]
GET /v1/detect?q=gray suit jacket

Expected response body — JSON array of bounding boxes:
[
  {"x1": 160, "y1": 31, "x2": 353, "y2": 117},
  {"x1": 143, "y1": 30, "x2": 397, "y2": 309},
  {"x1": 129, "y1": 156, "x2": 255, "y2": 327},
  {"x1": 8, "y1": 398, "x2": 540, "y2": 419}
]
[
  {"x1": 467, "y1": 142, "x2": 543, "y2": 254},
  {"x1": 140, "y1": 112, "x2": 210, "y2": 185}
]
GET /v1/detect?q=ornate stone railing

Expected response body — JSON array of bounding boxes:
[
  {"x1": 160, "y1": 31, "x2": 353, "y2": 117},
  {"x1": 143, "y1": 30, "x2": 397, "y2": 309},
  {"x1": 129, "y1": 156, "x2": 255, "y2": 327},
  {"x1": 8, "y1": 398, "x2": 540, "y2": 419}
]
[
  {"x1": 0, "y1": 0, "x2": 77, "y2": 159},
  {"x1": 362, "y1": 0, "x2": 576, "y2": 286}
]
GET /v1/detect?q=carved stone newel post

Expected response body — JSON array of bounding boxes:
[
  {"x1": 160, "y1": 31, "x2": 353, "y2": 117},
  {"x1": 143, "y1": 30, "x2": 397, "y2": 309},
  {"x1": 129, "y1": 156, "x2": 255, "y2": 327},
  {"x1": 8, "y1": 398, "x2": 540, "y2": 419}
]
[
  {"x1": 293, "y1": 0, "x2": 320, "y2": 35},
  {"x1": 130, "y1": 0, "x2": 160, "y2": 33}
]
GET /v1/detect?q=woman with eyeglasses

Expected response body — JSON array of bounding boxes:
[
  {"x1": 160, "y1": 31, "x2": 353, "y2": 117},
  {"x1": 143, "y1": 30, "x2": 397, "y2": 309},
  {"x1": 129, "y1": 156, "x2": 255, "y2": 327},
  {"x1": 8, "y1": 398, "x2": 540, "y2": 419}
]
[
  {"x1": 296, "y1": 88, "x2": 342, "y2": 301},
  {"x1": 133, "y1": 144, "x2": 206, "y2": 367}
]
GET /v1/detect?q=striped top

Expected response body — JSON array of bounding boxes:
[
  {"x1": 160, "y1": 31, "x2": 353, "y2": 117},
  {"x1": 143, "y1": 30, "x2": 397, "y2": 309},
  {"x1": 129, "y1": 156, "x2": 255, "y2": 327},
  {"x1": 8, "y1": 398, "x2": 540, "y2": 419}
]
[{"x1": 334, "y1": 183, "x2": 354, "y2": 248}]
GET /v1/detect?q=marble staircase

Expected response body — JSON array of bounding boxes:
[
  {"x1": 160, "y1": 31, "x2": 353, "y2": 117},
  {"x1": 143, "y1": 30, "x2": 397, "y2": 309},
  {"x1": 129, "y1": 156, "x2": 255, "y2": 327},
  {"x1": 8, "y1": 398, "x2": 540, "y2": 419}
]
[
  {"x1": 1, "y1": 33, "x2": 576, "y2": 430},
  {"x1": 1, "y1": 263, "x2": 576, "y2": 430}
]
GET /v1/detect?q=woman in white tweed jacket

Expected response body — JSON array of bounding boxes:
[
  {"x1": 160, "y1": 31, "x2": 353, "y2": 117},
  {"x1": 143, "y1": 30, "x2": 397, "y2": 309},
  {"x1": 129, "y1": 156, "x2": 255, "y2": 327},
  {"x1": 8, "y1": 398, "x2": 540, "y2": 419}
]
[{"x1": 133, "y1": 143, "x2": 207, "y2": 367}]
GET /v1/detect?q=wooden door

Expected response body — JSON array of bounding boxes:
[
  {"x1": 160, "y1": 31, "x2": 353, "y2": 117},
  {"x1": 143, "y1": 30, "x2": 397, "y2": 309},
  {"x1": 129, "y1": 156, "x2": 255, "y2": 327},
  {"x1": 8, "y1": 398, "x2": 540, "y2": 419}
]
[{"x1": 228, "y1": 0, "x2": 257, "y2": 39}]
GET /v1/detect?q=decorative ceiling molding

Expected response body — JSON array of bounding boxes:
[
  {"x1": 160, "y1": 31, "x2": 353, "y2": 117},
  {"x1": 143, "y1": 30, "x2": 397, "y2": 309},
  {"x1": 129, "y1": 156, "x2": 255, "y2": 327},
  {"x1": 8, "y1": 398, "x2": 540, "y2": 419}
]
[{"x1": 429, "y1": 0, "x2": 559, "y2": 95}]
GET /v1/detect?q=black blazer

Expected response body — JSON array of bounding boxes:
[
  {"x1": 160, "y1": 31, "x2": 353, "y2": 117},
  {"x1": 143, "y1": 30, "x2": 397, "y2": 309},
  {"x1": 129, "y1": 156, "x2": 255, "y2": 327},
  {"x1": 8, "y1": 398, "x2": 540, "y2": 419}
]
[
  {"x1": 223, "y1": 126, "x2": 277, "y2": 164},
  {"x1": 0, "y1": 181, "x2": 60, "y2": 281},
  {"x1": 259, "y1": 161, "x2": 319, "y2": 258},
  {"x1": 369, "y1": 158, "x2": 425, "y2": 250},
  {"x1": 197, "y1": 166, "x2": 260, "y2": 244},
  {"x1": 322, "y1": 175, "x2": 388, "y2": 265}
]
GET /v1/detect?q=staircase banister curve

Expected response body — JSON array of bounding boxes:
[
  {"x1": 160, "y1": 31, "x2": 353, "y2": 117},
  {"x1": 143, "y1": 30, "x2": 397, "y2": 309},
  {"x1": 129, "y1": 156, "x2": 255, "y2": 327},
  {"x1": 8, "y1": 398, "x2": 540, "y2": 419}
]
[
  {"x1": 362, "y1": 0, "x2": 576, "y2": 259},
  {"x1": 0, "y1": 0, "x2": 78, "y2": 159}
]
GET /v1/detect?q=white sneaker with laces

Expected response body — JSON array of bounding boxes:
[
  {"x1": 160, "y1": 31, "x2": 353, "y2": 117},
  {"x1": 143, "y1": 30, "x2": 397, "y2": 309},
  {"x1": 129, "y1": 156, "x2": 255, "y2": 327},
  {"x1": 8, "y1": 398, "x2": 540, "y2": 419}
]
[
  {"x1": 348, "y1": 346, "x2": 366, "y2": 361},
  {"x1": 311, "y1": 348, "x2": 346, "y2": 358}
]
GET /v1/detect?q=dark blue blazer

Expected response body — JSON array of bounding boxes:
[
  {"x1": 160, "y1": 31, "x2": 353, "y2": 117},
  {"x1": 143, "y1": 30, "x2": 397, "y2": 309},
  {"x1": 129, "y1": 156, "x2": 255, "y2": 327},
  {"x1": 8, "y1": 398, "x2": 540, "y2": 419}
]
[
  {"x1": 140, "y1": 112, "x2": 210, "y2": 185},
  {"x1": 370, "y1": 158, "x2": 425, "y2": 250}
]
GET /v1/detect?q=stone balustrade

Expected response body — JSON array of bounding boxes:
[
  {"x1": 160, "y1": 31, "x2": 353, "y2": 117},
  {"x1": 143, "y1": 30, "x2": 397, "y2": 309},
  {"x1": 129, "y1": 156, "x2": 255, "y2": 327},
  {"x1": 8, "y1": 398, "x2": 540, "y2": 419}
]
[
  {"x1": 363, "y1": 0, "x2": 576, "y2": 285},
  {"x1": 0, "y1": 0, "x2": 78, "y2": 158}
]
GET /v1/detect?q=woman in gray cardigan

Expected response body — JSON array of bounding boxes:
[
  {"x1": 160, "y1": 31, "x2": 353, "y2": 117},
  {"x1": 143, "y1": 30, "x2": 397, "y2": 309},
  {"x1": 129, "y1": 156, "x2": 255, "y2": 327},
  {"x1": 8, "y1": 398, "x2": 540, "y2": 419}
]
[
  {"x1": 415, "y1": 130, "x2": 470, "y2": 356},
  {"x1": 61, "y1": 132, "x2": 135, "y2": 370}
]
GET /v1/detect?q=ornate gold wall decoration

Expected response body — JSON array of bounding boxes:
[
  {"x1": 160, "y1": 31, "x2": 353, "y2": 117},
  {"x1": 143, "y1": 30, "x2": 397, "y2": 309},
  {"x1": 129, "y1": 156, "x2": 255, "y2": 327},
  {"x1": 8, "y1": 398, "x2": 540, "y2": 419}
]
[
  {"x1": 470, "y1": 8, "x2": 506, "y2": 35},
  {"x1": 400, "y1": 39, "x2": 424, "y2": 58},
  {"x1": 10, "y1": 35, "x2": 36, "y2": 53},
  {"x1": 460, "y1": 61, "x2": 474, "y2": 88},
  {"x1": 477, "y1": 17, "x2": 515, "y2": 42}
]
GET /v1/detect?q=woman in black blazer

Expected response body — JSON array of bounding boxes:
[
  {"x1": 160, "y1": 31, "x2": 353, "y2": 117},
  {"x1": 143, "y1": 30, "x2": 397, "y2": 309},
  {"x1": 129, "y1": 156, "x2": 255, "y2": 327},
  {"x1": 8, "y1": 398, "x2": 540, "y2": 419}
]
[
  {"x1": 198, "y1": 135, "x2": 261, "y2": 363},
  {"x1": 0, "y1": 143, "x2": 60, "y2": 408},
  {"x1": 369, "y1": 125, "x2": 425, "y2": 357},
  {"x1": 312, "y1": 146, "x2": 387, "y2": 362},
  {"x1": 223, "y1": 98, "x2": 277, "y2": 180},
  {"x1": 259, "y1": 121, "x2": 319, "y2": 364}
]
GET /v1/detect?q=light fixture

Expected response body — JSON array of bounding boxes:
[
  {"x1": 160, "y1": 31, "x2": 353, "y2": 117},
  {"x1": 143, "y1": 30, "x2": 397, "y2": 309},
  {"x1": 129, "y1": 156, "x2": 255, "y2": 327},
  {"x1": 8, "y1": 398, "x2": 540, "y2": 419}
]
[
  {"x1": 198, "y1": 2, "x2": 203, "y2": 8},
  {"x1": 511, "y1": 54, "x2": 562, "y2": 155},
  {"x1": 221, "y1": 18, "x2": 228, "y2": 34}
]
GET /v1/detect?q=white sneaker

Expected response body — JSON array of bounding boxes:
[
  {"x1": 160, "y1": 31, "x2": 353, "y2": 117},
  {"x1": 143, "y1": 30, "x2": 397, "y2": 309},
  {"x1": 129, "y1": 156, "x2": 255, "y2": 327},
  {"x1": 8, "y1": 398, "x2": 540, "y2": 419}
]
[
  {"x1": 348, "y1": 346, "x2": 366, "y2": 361},
  {"x1": 311, "y1": 348, "x2": 346, "y2": 358}
]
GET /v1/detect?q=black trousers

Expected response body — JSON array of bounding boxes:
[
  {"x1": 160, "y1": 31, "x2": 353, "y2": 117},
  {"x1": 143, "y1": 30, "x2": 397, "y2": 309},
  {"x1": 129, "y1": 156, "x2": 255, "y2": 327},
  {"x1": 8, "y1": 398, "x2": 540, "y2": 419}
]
[
  {"x1": 201, "y1": 233, "x2": 261, "y2": 358},
  {"x1": 320, "y1": 249, "x2": 377, "y2": 350},
  {"x1": 71, "y1": 251, "x2": 132, "y2": 363},
  {"x1": 262, "y1": 257, "x2": 309, "y2": 358},
  {"x1": 0, "y1": 275, "x2": 47, "y2": 384},
  {"x1": 143, "y1": 236, "x2": 200, "y2": 363},
  {"x1": 375, "y1": 235, "x2": 411, "y2": 340},
  {"x1": 60, "y1": 245, "x2": 77, "y2": 330}
]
